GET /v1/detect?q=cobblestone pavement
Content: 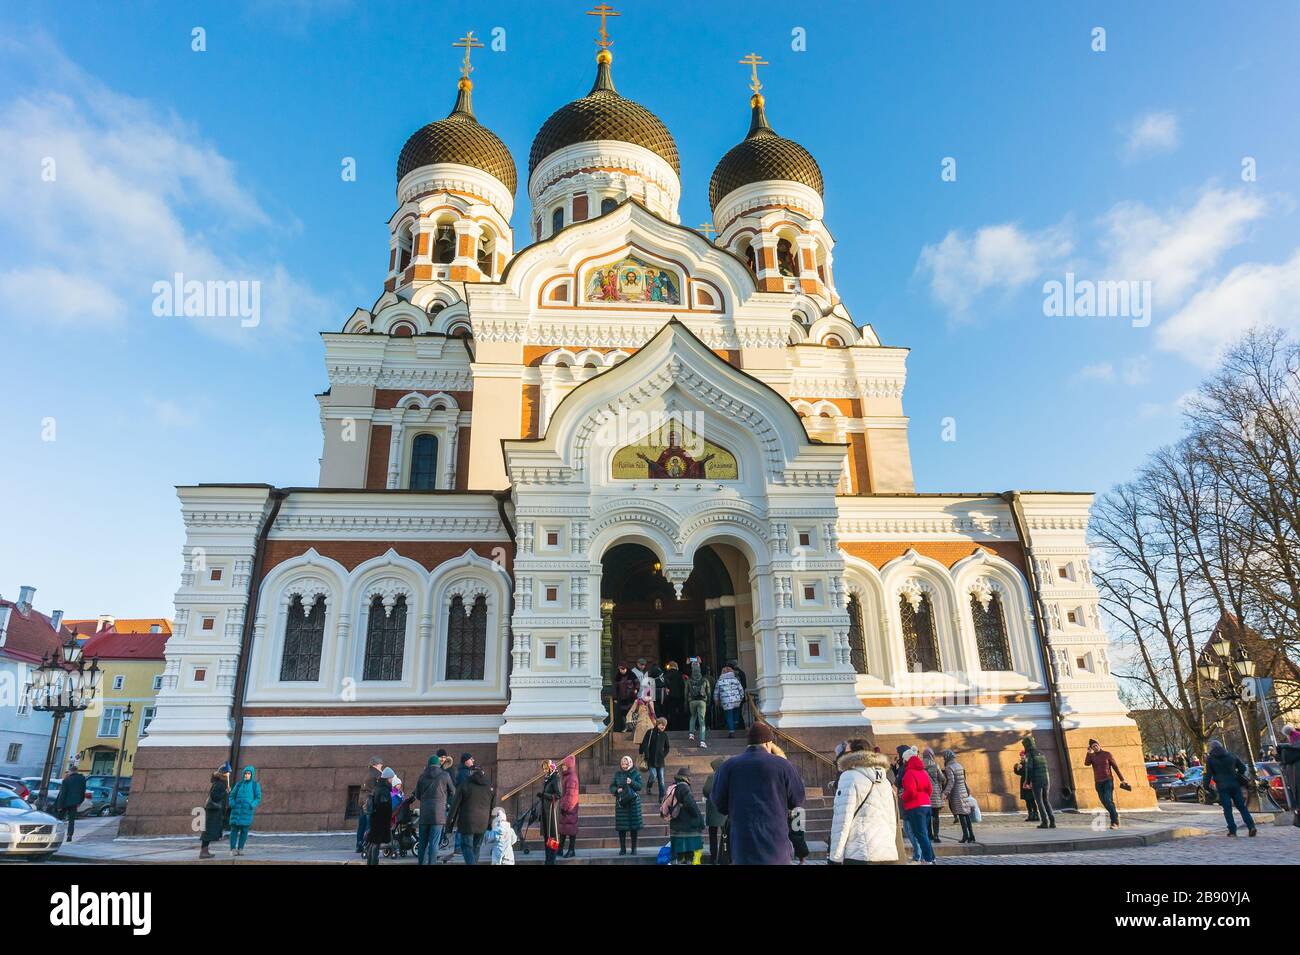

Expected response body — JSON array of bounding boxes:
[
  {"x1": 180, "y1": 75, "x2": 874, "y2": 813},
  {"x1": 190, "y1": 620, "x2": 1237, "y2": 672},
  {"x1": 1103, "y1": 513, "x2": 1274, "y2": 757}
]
[{"x1": 943, "y1": 817, "x2": 1300, "y2": 864}]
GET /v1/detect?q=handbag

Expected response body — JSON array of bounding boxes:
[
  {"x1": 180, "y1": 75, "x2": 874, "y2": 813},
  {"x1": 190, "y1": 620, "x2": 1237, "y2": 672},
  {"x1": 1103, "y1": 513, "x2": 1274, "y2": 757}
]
[
  {"x1": 638, "y1": 757, "x2": 648, "y2": 772},
  {"x1": 965, "y1": 793, "x2": 982, "y2": 823}
]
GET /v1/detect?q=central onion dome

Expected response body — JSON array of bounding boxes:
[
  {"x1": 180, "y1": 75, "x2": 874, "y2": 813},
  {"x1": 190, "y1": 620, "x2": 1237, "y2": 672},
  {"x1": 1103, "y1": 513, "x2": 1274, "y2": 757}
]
[
  {"x1": 709, "y1": 94, "x2": 823, "y2": 210},
  {"x1": 397, "y1": 78, "x2": 517, "y2": 194},
  {"x1": 528, "y1": 51, "x2": 679, "y2": 177}
]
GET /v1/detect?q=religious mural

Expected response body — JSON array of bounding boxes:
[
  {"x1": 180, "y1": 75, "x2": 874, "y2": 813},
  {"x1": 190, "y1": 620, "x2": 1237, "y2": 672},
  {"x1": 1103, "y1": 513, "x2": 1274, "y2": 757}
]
[
  {"x1": 611, "y1": 425, "x2": 738, "y2": 480},
  {"x1": 585, "y1": 254, "x2": 681, "y2": 305}
]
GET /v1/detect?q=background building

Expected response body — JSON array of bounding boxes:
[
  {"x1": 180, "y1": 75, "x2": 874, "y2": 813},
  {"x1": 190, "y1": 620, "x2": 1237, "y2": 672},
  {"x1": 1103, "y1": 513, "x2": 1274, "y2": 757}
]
[
  {"x1": 0, "y1": 586, "x2": 74, "y2": 779},
  {"x1": 69, "y1": 627, "x2": 170, "y2": 777}
]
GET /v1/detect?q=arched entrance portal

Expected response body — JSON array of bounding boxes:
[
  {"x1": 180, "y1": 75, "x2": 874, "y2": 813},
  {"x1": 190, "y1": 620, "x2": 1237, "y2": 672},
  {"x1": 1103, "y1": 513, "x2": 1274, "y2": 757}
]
[{"x1": 600, "y1": 542, "x2": 751, "y2": 729}]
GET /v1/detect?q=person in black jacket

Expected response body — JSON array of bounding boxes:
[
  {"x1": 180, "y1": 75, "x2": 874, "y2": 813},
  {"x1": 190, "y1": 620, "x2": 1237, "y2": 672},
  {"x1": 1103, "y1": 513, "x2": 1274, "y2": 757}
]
[
  {"x1": 447, "y1": 764, "x2": 494, "y2": 864},
  {"x1": 614, "y1": 664, "x2": 638, "y2": 732},
  {"x1": 640, "y1": 717, "x2": 671, "y2": 798},
  {"x1": 365, "y1": 768, "x2": 394, "y2": 865},
  {"x1": 53, "y1": 764, "x2": 87, "y2": 842},
  {"x1": 663, "y1": 661, "x2": 686, "y2": 730},
  {"x1": 1205, "y1": 740, "x2": 1257, "y2": 837},
  {"x1": 199, "y1": 769, "x2": 228, "y2": 860},
  {"x1": 537, "y1": 760, "x2": 563, "y2": 865},
  {"x1": 667, "y1": 770, "x2": 704, "y2": 864},
  {"x1": 356, "y1": 756, "x2": 383, "y2": 852}
]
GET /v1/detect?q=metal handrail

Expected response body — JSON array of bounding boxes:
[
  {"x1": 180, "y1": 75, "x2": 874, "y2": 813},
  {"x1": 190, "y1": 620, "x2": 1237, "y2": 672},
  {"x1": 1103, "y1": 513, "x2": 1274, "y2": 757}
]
[
  {"x1": 499, "y1": 697, "x2": 614, "y2": 806},
  {"x1": 742, "y1": 690, "x2": 839, "y2": 774}
]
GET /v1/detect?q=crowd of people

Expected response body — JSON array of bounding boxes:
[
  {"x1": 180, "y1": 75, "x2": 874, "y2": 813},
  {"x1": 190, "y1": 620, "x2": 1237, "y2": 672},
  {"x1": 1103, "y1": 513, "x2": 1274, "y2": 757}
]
[
  {"x1": 185, "y1": 720, "x2": 1291, "y2": 864},
  {"x1": 615, "y1": 657, "x2": 749, "y2": 745}
]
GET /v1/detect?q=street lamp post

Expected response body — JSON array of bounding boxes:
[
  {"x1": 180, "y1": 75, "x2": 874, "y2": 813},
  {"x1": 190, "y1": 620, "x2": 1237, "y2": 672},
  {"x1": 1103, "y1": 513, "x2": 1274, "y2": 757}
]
[
  {"x1": 1197, "y1": 637, "x2": 1261, "y2": 808},
  {"x1": 23, "y1": 637, "x2": 102, "y2": 807},
  {"x1": 109, "y1": 703, "x2": 134, "y2": 814}
]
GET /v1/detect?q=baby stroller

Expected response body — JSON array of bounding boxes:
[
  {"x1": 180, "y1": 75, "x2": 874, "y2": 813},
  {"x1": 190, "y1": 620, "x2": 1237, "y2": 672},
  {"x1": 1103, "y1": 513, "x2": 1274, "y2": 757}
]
[
  {"x1": 512, "y1": 796, "x2": 540, "y2": 856},
  {"x1": 384, "y1": 794, "x2": 419, "y2": 858}
]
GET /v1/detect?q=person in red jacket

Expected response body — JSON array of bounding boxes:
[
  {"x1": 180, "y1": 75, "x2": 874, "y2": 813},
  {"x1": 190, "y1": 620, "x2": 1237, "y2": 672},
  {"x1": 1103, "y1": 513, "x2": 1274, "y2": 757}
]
[{"x1": 899, "y1": 749, "x2": 936, "y2": 863}]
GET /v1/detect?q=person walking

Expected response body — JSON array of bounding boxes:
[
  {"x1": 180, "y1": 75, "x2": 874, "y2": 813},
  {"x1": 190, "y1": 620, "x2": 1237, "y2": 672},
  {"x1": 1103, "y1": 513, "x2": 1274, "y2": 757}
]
[
  {"x1": 558, "y1": 754, "x2": 580, "y2": 858},
  {"x1": 484, "y1": 807, "x2": 517, "y2": 865},
  {"x1": 921, "y1": 748, "x2": 945, "y2": 842},
  {"x1": 609, "y1": 755, "x2": 644, "y2": 856},
  {"x1": 940, "y1": 749, "x2": 975, "y2": 844},
  {"x1": 640, "y1": 717, "x2": 671, "y2": 798},
  {"x1": 53, "y1": 764, "x2": 87, "y2": 843},
  {"x1": 714, "y1": 666, "x2": 745, "y2": 738},
  {"x1": 1205, "y1": 739, "x2": 1258, "y2": 837},
  {"x1": 537, "y1": 759, "x2": 563, "y2": 865},
  {"x1": 1013, "y1": 749, "x2": 1038, "y2": 822},
  {"x1": 447, "y1": 761, "x2": 495, "y2": 863},
  {"x1": 685, "y1": 665, "x2": 711, "y2": 748},
  {"x1": 727, "y1": 660, "x2": 749, "y2": 728},
  {"x1": 1020, "y1": 735, "x2": 1055, "y2": 829},
  {"x1": 1084, "y1": 738, "x2": 1127, "y2": 830},
  {"x1": 356, "y1": 756, "x2": 383, "y2": 853},
  {"x1": 899, "y1": 748, "x2": 936, "y2": 863},
  {"x1": 628, "y1": 670, "x2": 657, "y2": 747},
  {"x1": 710, "y1": 722, "x2": 806, "y2": 865},
  {"x1": 364, "y1": 767, "x2": 395, "y2": 865},
  {"x1": 414, "y1": 754, "x2": 454, "y2": 865},
  {"x1": 227, "y1": 766, "x2": 261, "y2": 857},
  {"x1": 664, "y1": 769, "x2": 704, "y2": 864},
  {"x1": 614, "y1": 663, "x2": 638, "y2": 732},
  {"x1": 828, "y1": 739, "x2": 902, "y2": 865},
  {"x1": 703, "y1": 755, "x2": 728, "y2": 863},
  {"x1": 199, "y1": 767, "x2": 228, "y2": 860}
]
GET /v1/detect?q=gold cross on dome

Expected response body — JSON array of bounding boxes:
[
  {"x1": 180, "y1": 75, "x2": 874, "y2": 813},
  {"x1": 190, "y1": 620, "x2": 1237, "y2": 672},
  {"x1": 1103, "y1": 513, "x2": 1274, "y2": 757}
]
[
  {"x1": 453, "y1": 31, "x2": 484, "y2": 80},
  {"x1": 698, "y1": 222, "x2": 716, "y2": 240},
  {"x1": 587, "y1": 3, "x2": 619, "y2": 51},
  {"x1": 739, "y1": 52, "x2": 768, "y2": 95}
]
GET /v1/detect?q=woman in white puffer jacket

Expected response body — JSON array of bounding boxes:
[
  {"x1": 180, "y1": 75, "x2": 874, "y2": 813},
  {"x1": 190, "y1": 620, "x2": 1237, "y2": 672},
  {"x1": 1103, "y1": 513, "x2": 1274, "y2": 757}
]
[{"x1": 828, "y1": 741, "x2": 904, "y2": 865}]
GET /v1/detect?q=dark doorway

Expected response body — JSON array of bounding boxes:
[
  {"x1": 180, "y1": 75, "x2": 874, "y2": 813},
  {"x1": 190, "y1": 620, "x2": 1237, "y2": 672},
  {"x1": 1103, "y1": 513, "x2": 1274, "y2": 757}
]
[{"x1": 659, "y1": 622, "x2": 696, "y2": 666}]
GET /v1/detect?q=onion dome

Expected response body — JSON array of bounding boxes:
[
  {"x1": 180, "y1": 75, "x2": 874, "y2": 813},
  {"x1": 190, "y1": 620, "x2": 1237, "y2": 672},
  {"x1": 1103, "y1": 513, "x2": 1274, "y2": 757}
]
[
  {"x1": 528, "y1": 51, "x2": 679, "y2": 177},
  {"x1": 397, "y1": 78, "x2": 517, "y2": 194},
  {"x1": 708, "y1": 94, "x2": 823, "y2": 210}
]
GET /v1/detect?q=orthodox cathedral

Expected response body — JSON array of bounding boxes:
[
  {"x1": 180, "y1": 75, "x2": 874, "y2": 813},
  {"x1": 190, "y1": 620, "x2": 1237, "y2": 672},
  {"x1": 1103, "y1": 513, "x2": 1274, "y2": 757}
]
[{"x1": 126, "y1": 10, "x2": 1149, "y2": 834}]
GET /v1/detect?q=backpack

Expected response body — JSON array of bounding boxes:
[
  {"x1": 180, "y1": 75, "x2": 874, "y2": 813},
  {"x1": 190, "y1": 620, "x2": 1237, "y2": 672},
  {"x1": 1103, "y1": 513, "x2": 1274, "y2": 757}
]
[
  {"x1": 689, "y1": 677, "x2": 709, "y2": 702},
  {"x1": 659, "y1": 784, "x2": 682, "y2": 820}
]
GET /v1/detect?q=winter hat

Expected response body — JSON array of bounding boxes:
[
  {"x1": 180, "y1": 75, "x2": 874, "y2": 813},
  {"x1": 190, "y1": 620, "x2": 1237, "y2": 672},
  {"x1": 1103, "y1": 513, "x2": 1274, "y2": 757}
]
[
  {"x1": 381, "y1": 767, "x2": 396, "y2": 779},
  {"x1": 941, "y1": 749, "x2": 956, "y2": 761},
  {"x1": 460, "y1": 752, "x2": 473, "y2": 765},
  {"x1": 747, "y1": 722, "x2": 775, "y2": 745},
  {"x1": 1208, "y1": 739, "x2": 1226, "y2": 755},
  {"x1": 427, "y1": 755, "x2": 439, "y2": 767},
  {"x1": 436, "y1": 748, "x2": 447, "y2": 758},
  {"x1": 491, "y1": 807, "x2": 507, "y2": 823},
  {"x1": 1087, "y1": 738, "x2": 1099, "y2": 747},
  {"x1": 901, "y1": 746, "x2": 919, "y2": 762},
  {"x1": 369, "y1": 755, "x2": 383, "y2": 767},
  {"x1": 895, "y1": 744, "x2": 910, "y2": 759},
  {"x1": 674, "y1": 769, "x2": 691, "y2": 783}
]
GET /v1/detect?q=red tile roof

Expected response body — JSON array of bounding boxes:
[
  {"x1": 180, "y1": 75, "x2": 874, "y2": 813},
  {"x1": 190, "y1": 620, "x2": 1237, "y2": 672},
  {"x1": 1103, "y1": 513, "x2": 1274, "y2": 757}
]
[
  {"x1": 64, "y1": 618, "x2": 172, "y2": 636},
  {"x1": 0, "y1": 599, "x2": 72, "y2": 664},
  {"x1": 81, "y1": 628, "x2": 170, "y2": 661}
]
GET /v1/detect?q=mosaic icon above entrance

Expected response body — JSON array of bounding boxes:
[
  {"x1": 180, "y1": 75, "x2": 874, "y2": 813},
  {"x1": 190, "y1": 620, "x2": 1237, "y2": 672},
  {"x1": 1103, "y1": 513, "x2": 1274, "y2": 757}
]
[
  {"x1": 584, "y1": 253, "x2": 681, "y2": 305},
  {"x1": 611, "y1": 424, "x2": 737, "y2": 479}
]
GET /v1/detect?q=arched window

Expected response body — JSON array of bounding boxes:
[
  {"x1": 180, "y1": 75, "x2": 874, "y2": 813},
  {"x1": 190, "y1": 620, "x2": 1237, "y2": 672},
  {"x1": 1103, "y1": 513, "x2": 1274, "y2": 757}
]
[
  {"x1": 434, "y1": 224, "x2": 456, "y2": 264},
  {"x1": 971, "y1": 591, "x2": 1013, "y2": 671},
  {"x1": 362, "y1": 594, "x2": 406, "y2": 681},
  {"x1": 847, "y1": 592, "x2": 869, "y2": 675},
  {"x1": 279, "y1": 595, "x2": 325, "y2": 682},
  {"x1": 551, "y1": 207, "x2": 564, "y2": 235},
  {"x1": 776, "y1": 237, "x2": 799, "y2": 277},
  {"x1": 476, "y1": 231, "x2": 493, "y2": 277},
  {"x1": 900, "y1": 592, "x2": 941, "y2": 672},
  {"x1": 600, "y1": 197, "x2": 617, "y2": 216},
  {"x1": 446, "y1": 593, "x2": 487, "y2": 680},
  {"x1": 409, "y1": 433, "x2": 438, "y2": 490},
  {"x1": 396, "y1": 224, "x2": 414, "y2": 272}
]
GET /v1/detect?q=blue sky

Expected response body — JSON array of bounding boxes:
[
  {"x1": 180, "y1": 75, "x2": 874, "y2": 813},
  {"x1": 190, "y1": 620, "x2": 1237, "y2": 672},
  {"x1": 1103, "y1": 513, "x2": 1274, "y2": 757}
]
[{"x1": 1, "y1": 1, "x2": 1298, "y2": 615}]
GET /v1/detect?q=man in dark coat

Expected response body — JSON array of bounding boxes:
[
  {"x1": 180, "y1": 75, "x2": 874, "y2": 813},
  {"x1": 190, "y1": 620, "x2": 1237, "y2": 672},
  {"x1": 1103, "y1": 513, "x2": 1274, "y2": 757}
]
[
  {"x1": 448, "y1": 765, "x2": 494, "y2": 864},
  {"x1": 1021, "y1": 735, "x2": 1055, "y2": 828},
  {"x1": 614, "y1": 664, "x2": 638, "y2": 731},
  {"x1": 53, "y1": 764, "x2": 87, "y2": 842},
  {"x1": 663, "y1": 663, "x2": 686, "y2": 730},
  {"x1": 711, "y1": 722, "x2": 805, "y2": 865},
  {"x1": 414, "y1": 755, "x2": 454, "y2": 865},
  {"x1": 639, "y1": 718, "x2": 671, "y2": 797},
  {"x1": 356, "y1": 756, "x2": 383, "y2": 852},
  {"x1": 1205, "y1": 739, "x2": 1257, "y2": 836}
]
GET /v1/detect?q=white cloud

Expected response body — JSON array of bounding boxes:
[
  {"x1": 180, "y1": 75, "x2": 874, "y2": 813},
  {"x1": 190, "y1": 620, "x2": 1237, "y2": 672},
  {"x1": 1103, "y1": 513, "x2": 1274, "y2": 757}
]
[
  {"x1": 1099, "y1": 187, "x2": 1268, "y2": 309},
  {"x1": 1073, "y1": 356, "x2": 1149, "y2": 385},
  {"x1": 1156, "y1": 248, "x2": 1300, "y2": 365},
  {"x1": 916, "y1": 222, "x2": 1072, "y2": 312},
  {"x1": 1075, "y1": 361, "x2": 1114, "y2": 382},
  {"x1": 0, "y1": 36, "x2": 332, "y2": 341},
  {"x1": 1123, "y1": 111, "x2": 1179, "y2": 158}
]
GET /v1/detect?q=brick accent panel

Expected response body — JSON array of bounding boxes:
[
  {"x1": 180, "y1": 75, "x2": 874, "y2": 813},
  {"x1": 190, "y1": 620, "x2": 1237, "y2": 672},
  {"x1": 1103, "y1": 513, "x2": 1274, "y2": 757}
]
[
  {"x1": 521, "y1": 383, "x2": 540, "y2": 437},
  {"x1": 376, "y1": 389, "x2": 474, "y2": 411},
  {"x1": 262, "y1": 540, "x2": 512, "y2": 576},
  {"x1": 840, "y1": 540, "x2": 1027, "y2": 574},
  {"x1": 365, "y1": 424, "x2": 391, "y2": 489},
  {"x1": 122, "y1": 742, "x2": 499, "y2": 835},
  {"x1": 572, "y1": 194, "x2": 588, "y2": 221},
  {"x1": 455, "y1": 426, "x2": 472, "y2": 489},
  {"x1": 848, "y1": 432, "x2": 870, "y2": 493}
]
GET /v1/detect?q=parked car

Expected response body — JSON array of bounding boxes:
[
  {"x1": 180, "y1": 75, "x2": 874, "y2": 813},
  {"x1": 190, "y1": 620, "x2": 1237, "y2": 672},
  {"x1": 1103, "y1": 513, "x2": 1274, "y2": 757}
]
[
  {"x1": 86, "y1": 786, "x2": 128, "y2": 816},
  {"x1": 0, "y1": 776, "x2": 31, "y2": 802},
  {"x1": 0, "y1": 789, "x2": 65, "y2": 861},
  {"x1": 1255, "y1": 762, "x2": 1287, "y2": 807},
  {"x1": 1145, "y1": 761, "x2": 1196, "y2": 800},
  {"x1": 85, "y1": 775, "x2": 132, "y2": 796},
  {"x1": 1176, "y1": 765, "x2": 1205, "y2": 800}
]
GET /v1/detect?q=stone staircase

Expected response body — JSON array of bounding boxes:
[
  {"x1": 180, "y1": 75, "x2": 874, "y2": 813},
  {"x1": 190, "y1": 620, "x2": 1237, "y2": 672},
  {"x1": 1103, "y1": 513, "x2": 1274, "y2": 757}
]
[{"x1": 521, "y1": 730, "x2": 835, "y2": 855}]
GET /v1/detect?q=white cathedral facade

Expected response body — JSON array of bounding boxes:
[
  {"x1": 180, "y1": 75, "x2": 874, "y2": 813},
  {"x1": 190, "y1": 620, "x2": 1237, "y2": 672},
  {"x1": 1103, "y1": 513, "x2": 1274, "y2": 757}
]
[{"x1": 127, "y1": 26, "x2": 1149, "y2": 834}]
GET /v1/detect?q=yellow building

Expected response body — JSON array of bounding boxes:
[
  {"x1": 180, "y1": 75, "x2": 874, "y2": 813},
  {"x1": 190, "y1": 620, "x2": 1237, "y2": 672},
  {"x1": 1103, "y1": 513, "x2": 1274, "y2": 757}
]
[{"x1": 71, "y1": 630, "x2": 170, "y2": 778}]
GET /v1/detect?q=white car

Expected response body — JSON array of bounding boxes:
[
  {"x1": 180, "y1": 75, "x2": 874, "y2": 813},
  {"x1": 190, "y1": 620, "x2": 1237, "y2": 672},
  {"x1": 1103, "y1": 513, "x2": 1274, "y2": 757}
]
[{"x1": 0, "y1": 789, "x2": 66, "y2": 861}]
